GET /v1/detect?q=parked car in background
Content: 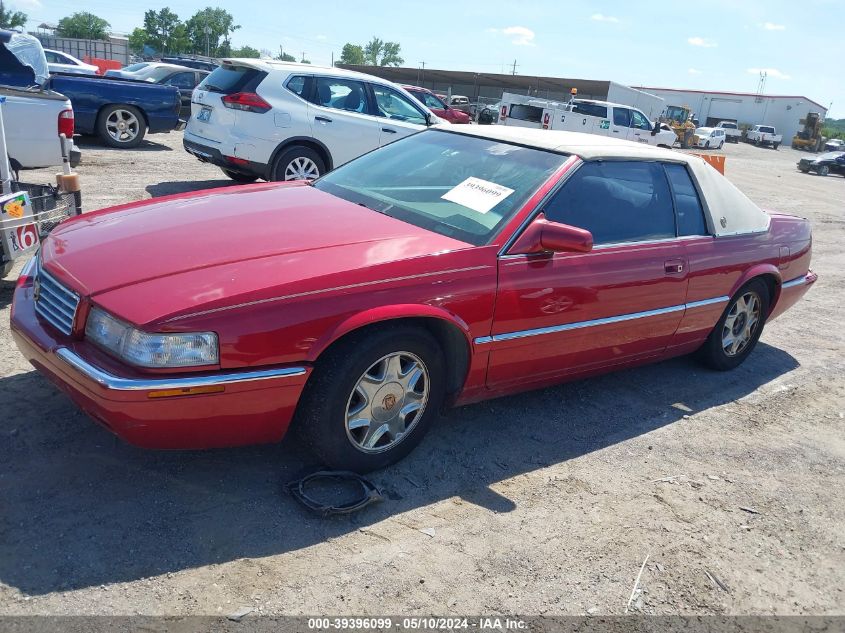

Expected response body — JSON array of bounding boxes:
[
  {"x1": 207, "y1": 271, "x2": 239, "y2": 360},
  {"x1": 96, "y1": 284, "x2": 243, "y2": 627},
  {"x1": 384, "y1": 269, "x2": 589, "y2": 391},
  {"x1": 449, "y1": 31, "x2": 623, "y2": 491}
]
[
  {"x1": 161, "y1": 56, "x2": 218, "y2": 72},
  {"x1": 147, "y1": 66, "x2": 209, "y2": 118},
  {"x1": 746, "y1": 125, "x2": 782, "y2": 149},
  {"x1": 797, "y1": 151, "x2": 845, "y2": 177},
  {"x1": 823, "y1": 138, "x2": 844, "y2": 151},
  {"x1": 103, "y1": 61, "x2": 153, "y2": 78},
  {"x1": 184, "y1": 59, "x2": 439, "y2": 183},
  {"x1": 402, "y1": 84, "x2": 470, "y2": 124},
  {"x1": 694, "y1": 127, "x2": 726, "y2": 149},
  {"x1": 12, "y1": 126, "x2": 816, "y2": 471},
  {"x1": 104, "y1": 62, "x2": 186, "y2": 81},
  {"x1": 449, "y1": 95, "x2": 471, "y2": 113},
  {"x1": 715, "y1": 121, "x2": 741, "y2": 143},
  {"x1": 44, "y1": 48, "x2": 98, "y2": 76}
]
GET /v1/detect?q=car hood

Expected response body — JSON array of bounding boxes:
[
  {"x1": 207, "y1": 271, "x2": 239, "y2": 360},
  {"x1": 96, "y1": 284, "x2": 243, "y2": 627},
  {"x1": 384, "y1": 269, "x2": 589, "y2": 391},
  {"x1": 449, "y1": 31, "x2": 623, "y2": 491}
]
[{"x1": 41, "y1": 182, "x2": 472, "y2": 325}]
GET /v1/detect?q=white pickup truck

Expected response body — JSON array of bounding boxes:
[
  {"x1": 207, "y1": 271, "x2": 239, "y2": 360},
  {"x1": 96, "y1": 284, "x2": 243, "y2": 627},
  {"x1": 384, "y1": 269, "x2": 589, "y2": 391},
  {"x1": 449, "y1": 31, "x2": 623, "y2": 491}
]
[
  {"x1": 0, "y1": 32, "x2": 82, "y2": 172},
  {"x1": 715, "y1": 121, "x2": 741, "y2": 143},
  {"x1": 746, "y1": 125, "x2": 782, "y2": 149}
]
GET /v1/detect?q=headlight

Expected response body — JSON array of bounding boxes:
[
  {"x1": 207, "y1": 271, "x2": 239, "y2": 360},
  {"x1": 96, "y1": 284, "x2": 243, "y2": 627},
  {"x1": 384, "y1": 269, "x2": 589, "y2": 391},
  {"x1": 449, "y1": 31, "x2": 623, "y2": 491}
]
[{"x1": 85, "y1": 306, "x2": 218, "y2": 368}]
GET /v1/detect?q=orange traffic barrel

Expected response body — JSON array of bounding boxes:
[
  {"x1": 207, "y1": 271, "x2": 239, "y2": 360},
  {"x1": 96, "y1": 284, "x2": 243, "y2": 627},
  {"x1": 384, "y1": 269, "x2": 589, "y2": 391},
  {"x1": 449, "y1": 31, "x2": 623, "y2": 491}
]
[{"x1": 692, "y1": 153, "x2": 726, "y2": 174}]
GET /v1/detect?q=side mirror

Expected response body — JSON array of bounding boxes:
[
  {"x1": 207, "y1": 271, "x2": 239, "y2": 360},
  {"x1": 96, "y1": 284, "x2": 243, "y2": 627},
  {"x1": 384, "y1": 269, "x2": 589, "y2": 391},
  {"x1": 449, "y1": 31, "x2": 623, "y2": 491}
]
[
  {"x1": 425, "y1": 112, "x2": 436, "y2": 126},
  {"x1": 509, "y1": 214, "x2": 593, "y2": 255},
  {"x1": 651, "y1": 122, "x2": 659, "y2": 136}
]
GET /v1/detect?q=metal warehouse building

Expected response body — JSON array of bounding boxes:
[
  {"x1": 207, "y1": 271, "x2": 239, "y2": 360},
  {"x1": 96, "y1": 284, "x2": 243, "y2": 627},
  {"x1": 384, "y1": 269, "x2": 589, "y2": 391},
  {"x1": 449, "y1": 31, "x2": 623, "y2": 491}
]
[
  {"x1": 337, "y1": 65, "x2": 667, "y2": 118},
  {"x1": 632, "y1": 87, "x2": 828, "y2": 143}
]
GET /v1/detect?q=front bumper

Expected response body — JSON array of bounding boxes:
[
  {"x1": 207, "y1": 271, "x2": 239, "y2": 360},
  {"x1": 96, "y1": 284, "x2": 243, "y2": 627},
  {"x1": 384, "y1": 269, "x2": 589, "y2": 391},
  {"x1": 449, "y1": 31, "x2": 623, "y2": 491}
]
[{"x1": 10, "y1": 272, "x2": 312, "y2": 449}]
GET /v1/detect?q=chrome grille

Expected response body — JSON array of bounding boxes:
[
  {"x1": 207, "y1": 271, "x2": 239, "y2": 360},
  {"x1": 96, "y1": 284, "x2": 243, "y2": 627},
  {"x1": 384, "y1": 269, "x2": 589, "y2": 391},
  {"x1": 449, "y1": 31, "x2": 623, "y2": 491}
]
[{"x1": 34, "y1": 259, "x2": 80, "y2": 336}]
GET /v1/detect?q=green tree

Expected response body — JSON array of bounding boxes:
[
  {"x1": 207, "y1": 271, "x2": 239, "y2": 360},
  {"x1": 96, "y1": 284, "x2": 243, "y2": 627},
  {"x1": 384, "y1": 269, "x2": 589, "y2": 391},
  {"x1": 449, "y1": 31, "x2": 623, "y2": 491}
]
[
  {"x1": 362, "y1": 37, "x2": 403, "y2": 66},
  {"x1": 339, "y1": 43, "x2": 364, "y2": 65},
  {"x1": 128, "y1": 28, "x2": 148, "y2": 55},
  {"x1": 56, "y1": 12, "x2": 110, "y2": 40},
  {"x1": 143, "y1": 8, "x2": 184, "y2": 54},
  {"x1": 230, "y1": 45, "x2": 260, "y2": 58},
  {"x1": 275, "y1": 51, "x2": 296, "y2": 62},
  {"x1": 0, "y1": 1, "x2": 27, "y2": 29},
  {"x1": 185, "y1": 7, "x2": 240, "y2": 57}
]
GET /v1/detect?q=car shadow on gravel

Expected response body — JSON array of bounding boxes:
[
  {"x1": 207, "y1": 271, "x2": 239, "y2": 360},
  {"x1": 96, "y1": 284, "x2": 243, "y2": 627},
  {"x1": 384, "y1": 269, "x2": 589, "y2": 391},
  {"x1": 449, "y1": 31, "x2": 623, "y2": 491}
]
[
  {"x1": 0, "y1": 342, "x2": 798, "y2": 595},
  {"x1": 145, "y1": 180, "x2": 236, "y2": 198},
  {"x1": 75, "y1": 137, "x2": 173, "y2": 152}
]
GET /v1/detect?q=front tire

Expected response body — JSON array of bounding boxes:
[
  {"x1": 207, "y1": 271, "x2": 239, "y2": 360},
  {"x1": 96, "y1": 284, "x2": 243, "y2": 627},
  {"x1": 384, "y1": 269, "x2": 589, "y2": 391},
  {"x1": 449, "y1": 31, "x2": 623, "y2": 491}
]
[
  {"x1": 97, "y1": 105, "x2": 147, "y2": 148},
  {"x1": 695, "y1": 279, "x2": 769, "y2": 371},
  {"x1": 270, "y1": 146, "x2": 326, "y2": 182},
  {"x1": 295, "y1": 326, "x2": 446, "y2": 472},
  {"x1": 818, "y1": 165, "x2": 830, "y2": 176}
]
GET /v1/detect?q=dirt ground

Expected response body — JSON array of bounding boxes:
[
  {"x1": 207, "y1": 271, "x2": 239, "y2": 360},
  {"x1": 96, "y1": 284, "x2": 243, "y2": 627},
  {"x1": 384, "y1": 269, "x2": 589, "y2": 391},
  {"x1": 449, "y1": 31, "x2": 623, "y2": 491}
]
[{"x1": 0, "y1": 132, "x2": 842, "y2": 617}]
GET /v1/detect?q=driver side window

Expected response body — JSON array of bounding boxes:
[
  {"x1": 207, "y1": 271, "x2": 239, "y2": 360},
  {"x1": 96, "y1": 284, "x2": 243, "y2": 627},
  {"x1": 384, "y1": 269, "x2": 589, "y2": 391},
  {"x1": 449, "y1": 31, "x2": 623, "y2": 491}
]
[
  {"x1": 544, "y1": 161, "x2": 676, "y2": 245},
  {"x1": 371, "y1": 85, "x2": 427, "y2": 125},
  {"x1": 630, "y1": 110, "x2": 651, "y2": 130}
]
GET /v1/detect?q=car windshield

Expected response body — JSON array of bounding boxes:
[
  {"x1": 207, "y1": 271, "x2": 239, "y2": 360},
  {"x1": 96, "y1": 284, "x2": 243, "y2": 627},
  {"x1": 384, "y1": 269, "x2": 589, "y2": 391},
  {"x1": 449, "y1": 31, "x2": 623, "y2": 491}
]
[
  {"x1": 313, "y1": 131, "x2": 567, "y2": 246},
  {"x1": 144, "y1": 67, "x2": 181, "y2": 82},
  {"x1": 121, "y1": 63, "x2": 150, "y2": 72}
]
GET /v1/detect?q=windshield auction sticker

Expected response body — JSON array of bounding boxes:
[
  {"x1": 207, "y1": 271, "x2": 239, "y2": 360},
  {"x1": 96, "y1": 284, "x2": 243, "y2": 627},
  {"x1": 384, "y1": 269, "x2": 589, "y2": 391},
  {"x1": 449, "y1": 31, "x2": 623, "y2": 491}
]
[{"x1": 441, "y1": 177, "x2": 515, "y2": 214}]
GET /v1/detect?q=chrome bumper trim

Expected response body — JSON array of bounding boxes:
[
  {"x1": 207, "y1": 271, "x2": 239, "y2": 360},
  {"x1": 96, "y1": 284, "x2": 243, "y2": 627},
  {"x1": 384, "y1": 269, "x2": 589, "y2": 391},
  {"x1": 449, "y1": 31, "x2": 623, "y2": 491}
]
[
  {"x1": 782, "y1": 274, "x2": 812, "y2": 289},
  {"x1": 55, "y1": 347, "x2": 306, "y2": 392}
]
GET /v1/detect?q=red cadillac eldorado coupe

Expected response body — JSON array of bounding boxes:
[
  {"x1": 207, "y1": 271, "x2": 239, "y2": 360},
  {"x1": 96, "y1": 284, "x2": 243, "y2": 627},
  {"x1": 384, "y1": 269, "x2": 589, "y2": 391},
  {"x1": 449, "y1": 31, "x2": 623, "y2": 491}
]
[{"x1": 11, "y1": 126, "x2": 816, "y2": 471}]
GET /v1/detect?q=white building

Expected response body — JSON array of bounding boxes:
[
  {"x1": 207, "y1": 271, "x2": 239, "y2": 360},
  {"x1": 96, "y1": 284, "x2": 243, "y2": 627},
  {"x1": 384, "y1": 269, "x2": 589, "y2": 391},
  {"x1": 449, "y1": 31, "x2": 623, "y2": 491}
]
[{"x1": 633, "y1": 86, "x2": 828, "y2": 143}]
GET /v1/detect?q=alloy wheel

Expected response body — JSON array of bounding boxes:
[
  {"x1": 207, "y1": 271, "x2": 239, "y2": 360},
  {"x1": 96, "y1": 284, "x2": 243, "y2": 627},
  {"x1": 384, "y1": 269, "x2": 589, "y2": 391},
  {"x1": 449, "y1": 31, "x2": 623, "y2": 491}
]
[
  {"x1": 106, "y1": 109, "x2": 140, "y2": 143},
  {"x1": 344, "y1": 351, "x2": 430, "y2": 454},
  {"x1": 722, "y1": 292, "x2": 761, "y2": 357},
  {"x1": 284, "y1": 156, "x2": 320, "y2": 180}
]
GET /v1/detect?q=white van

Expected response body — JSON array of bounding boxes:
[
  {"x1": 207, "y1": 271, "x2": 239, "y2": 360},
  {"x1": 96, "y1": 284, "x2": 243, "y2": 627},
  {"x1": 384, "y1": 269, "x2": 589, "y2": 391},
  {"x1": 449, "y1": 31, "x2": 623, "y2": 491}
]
[
  {"x1": 694, "y1": 127, "x2": 726, "y2": 149},
  {"x1": 497, "y1": 94, "x2": 677, "y2": 148}
]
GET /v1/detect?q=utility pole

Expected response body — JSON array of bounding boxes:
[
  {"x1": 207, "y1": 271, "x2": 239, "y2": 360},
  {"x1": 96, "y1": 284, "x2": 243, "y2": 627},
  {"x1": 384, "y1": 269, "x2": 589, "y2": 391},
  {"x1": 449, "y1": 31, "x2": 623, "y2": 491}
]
[
  {"x1": 302, "y1": 51, "x2": 306, "y2": 63},
  {"x1": 511, "y1": 59, "x2": 518, "y2": 75},
  {"x1": 279, "y1": 45, "x2": 283, "y2": 60},
  {"x1": 331, "y1": 51, "x2": 334, "y2": 66},
  {"x1": 418, "y1": 61, "x2": 426, "y2": 85}
]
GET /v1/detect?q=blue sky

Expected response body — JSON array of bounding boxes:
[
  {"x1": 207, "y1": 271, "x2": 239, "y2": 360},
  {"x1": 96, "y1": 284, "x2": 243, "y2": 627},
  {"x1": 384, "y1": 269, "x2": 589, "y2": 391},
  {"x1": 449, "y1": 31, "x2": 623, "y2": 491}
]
[{"x1": 18, "y1": 0, "x2": 843, "y2": 116}]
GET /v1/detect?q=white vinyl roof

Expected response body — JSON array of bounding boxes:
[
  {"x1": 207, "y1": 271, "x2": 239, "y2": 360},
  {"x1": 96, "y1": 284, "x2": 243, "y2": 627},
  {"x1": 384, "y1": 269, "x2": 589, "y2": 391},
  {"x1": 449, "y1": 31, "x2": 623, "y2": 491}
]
[{"x1": 437, "y1": 125, "x2": 771, "y2": 237}]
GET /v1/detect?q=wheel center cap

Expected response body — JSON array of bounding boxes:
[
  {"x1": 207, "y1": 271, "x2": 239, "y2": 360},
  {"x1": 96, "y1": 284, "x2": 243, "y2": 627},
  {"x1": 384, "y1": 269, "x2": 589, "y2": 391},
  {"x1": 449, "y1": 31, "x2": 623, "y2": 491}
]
[{"x1": 372, "y1": 382, "x2": 405, "y2": 422}]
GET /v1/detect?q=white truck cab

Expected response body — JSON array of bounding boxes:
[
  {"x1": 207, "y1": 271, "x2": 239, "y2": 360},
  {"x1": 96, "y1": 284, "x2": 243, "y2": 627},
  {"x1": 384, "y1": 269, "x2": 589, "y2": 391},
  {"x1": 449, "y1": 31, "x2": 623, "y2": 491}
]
[
  {"x1": 715, "y1": 121, "x2": 741, "y2": 143},
  {"x1": 497, "y1": 93, "x2": 677, "y2": 147}
]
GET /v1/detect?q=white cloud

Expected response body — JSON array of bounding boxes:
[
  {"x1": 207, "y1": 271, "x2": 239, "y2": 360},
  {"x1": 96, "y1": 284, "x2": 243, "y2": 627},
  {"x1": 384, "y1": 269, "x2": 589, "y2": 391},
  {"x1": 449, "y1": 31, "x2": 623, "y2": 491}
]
[
  {"x1": 488, "y1": 26, "x2": 536, "y2": 46},
  {"x1": 688, "y1": 68, "x2": 702, "y2": 75},
  {"x1": 761, "y1": 22, "x2": 786, "y2": 30},
  {"x1": 591, "y1": 13, "x2": 620, "y2": 23},
  {"x1": 748, "y1": 67, "x2": 791, "y2": 80},
  {"x1": 688, "y1": 36, "x2": 717, "y2": 47}
]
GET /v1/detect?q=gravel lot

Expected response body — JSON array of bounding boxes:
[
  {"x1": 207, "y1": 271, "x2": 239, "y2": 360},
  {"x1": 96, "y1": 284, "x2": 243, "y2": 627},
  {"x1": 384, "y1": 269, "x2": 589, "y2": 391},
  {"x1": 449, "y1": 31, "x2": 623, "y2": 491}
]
[{"x1": 1, "y1": 132, "x2": 843, "y2": 617}]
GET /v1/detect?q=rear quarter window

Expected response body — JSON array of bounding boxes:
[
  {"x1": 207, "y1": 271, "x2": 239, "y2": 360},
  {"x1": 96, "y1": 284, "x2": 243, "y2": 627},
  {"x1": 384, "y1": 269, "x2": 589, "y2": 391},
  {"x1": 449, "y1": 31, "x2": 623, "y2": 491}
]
[
  {"x1": 509, "y1": 104, "x2": 543, "y2": 123},
  {"x1": 200, "y1": 65, "x2": 266, "y2": 94},
  {"x1": 664, "y1": 163, "x2": 708, "y2": 236}
]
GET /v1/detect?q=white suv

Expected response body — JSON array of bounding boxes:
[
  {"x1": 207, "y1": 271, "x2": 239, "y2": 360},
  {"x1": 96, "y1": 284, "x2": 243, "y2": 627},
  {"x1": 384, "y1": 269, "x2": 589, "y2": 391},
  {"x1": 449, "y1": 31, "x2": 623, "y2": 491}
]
[{"x1": 184, "y1": 60, "x2": 439, "y2": 182}]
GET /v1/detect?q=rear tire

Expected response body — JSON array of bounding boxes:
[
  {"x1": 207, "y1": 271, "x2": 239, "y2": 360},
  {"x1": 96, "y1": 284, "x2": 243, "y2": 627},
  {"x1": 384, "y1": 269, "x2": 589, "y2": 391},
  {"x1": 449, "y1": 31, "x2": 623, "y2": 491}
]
[
  {"x1": 718, "y1": 141, "x2": 724, "y2": 149},
  {"x1": 270, "y1": 146, "x2": 326, "y2": 182},
  {"x1": 695, "y1": 279, "x2": 769, "y2": 371},
  {"x1": 97, "y1": 104, "x2": 147, "y2": 149},
  {"x1": 295, "y1": 326, "x2": 446, "y2": 472},
  {"x1": 221, "y1": 168, "x2": 258, "y2": 183}
]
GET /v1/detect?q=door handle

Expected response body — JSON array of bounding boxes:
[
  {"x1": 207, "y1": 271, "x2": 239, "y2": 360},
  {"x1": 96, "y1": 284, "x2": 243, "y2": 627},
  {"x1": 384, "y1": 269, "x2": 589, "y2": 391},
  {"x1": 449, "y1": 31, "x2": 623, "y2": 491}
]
[
  {"x1": 382, "y1": 127, "x2": 397, "y2": 134},
  {"x1": 664, "y1": 259, "x2": 685, "y2": 274},
  {"x1": 315, "y1": 116, "x2": 332, "y2": 123},
  {"x1": 612, "y1": 130, "x2": 620, "y2": 133}
]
